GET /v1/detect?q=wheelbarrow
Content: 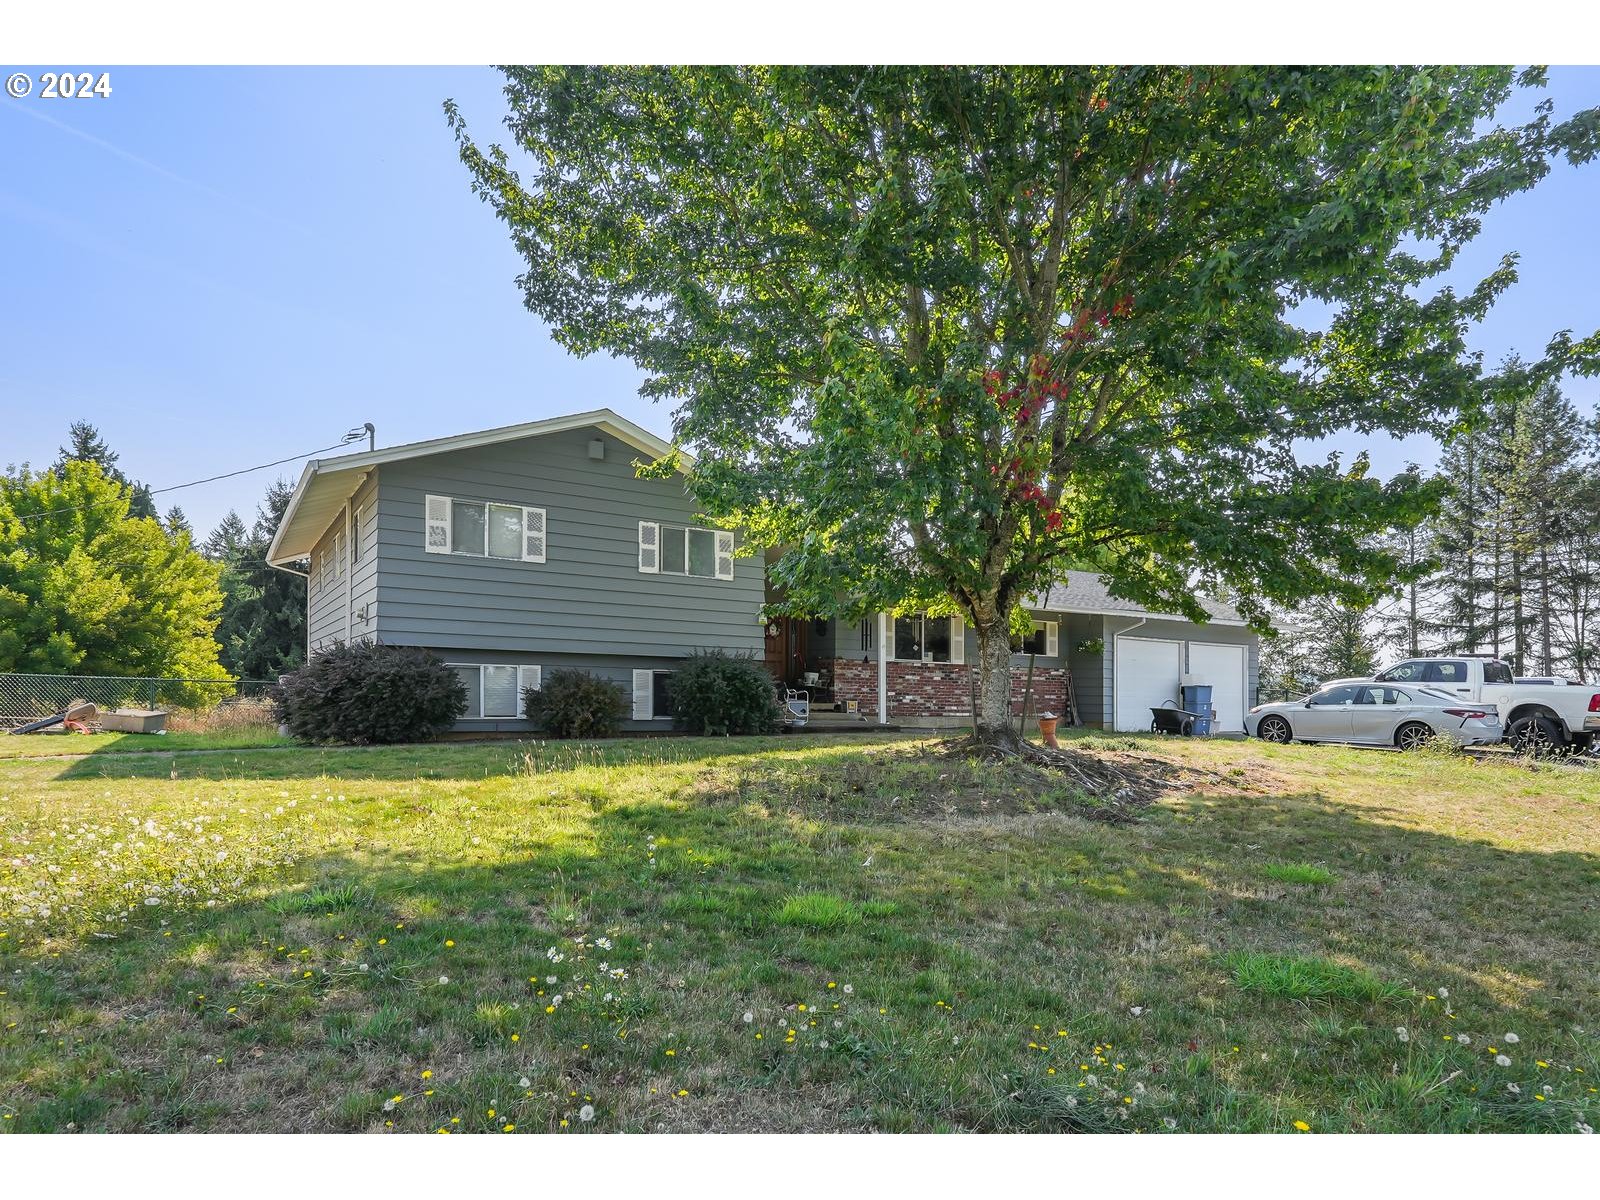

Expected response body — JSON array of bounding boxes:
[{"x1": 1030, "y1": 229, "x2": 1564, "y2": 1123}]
[{"x1": 1150, "y1": 699, "x2": 1205, "y2": 736}]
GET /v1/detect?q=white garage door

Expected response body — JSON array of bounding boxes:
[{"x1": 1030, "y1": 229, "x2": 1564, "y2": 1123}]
[
  {"x1": 1113, "y1": 637, "x2": 1184, "y2": 732},
  {"x1": 1189, "y1": 642, "x2": 1246, "y2": 733}
]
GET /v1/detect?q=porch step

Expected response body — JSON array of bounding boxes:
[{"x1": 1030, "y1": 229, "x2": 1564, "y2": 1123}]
[{"x1": 783, "y1": 721, "x2": 902, "y2": 734}]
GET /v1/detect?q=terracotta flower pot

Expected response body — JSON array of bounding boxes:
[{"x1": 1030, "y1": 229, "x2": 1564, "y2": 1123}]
[{"x1": 1037, "y1": 712, "x2": 1059, "y2": 749}]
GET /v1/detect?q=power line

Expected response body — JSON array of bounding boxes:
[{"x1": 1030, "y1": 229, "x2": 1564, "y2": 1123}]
[{"x1": 8, "y1": 437, "x2": 357, "y2": 525}]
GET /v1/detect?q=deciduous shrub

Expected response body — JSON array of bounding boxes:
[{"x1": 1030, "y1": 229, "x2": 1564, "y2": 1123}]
[
  {"x1": 275, "y1": 641, "x2": 466, "y2": 745},
  {"x1": 667, "y1": 650, "x2": 780, "y2": 736},
  {"x1": 525, "y1": 669, "x2": 628, "y2": 739}
]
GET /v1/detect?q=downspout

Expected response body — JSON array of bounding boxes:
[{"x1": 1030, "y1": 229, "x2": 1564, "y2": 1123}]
[
  {"x1": 1109, "y1": 616, "x2": 1149, "y2": 731},
  {"x1": 877, "y1": 611, "x2": 888, "y2": 725}
]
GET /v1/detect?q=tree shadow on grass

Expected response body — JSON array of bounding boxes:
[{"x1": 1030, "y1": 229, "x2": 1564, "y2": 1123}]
[{"x1": 44, "y1": 732, "x2": 914, "y2": 785}]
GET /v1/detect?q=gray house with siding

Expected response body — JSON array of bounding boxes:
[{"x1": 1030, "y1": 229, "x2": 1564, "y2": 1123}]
[
  {"x1": 268, "y1": 410, "x2": 763, "y2": 733},
  {"x1": 269, "y1": 408, "x2": 1258, "y2": 735}
]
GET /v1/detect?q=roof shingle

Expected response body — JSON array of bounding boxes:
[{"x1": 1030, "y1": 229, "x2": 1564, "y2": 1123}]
[{"x1": 1029, "y1": 571, "x2": 1246, "y2": 625}]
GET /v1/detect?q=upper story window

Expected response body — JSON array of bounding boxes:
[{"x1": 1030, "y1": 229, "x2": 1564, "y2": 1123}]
[
  {"x1": 425, "y1": 495, "x2": 546, "y2": 563},
  {"x1": 637, "y1": 521, "x2": 734, "y2": 580},
  {"x1": 891, "y1": 614, "x2": 965, "y2": 664}
]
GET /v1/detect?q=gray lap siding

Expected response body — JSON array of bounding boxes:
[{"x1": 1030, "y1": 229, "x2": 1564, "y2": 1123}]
[
  {"x1": 363, "y1": 426, "x2": 763, "y2": 730},
  {"x1": 305, "y1": 473, "x2": 378, "y2": 654}
]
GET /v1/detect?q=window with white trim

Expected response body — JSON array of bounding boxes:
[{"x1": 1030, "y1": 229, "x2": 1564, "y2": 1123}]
[
  {"x1": 890, "y1": 614, "x2": 965, "y2": 664},
  {"x1": 447, "y1": 663, "x2": 543, "y2": 720},
  {"x1": 1020, "y1": 620, "x2": 1058, "y2": 657},
  {"x1": 424, "y1": 495, "x2": 546, "y2": 562},
  {"x1": 637, "y1": 521, "x2": 734, "y2": 580},
  {"x1": 632, "y1": 669, "x2": 674, "y2": 720}
]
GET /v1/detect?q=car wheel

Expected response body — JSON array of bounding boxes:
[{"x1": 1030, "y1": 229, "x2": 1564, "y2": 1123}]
[
  {"x1": 1507, "y1": 714, "x2": 1567, "y2": 758},
  {"x1": 1257, "y1": 715, "x2": 1291, "y2": 744},
  {"x1": 1395, "y1": 721, "x2": 1434, "y2": 751}
]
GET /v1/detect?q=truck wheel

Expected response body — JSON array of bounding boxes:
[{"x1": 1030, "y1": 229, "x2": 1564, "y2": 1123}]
[{"x1": 1507, "y1": 714, "x2": 1567, "y2": 758}]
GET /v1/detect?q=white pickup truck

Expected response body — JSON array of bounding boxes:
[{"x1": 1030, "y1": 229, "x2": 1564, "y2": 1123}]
[{"x1": 1372, "y1": 656, "x2": 1600, "y2": 755}]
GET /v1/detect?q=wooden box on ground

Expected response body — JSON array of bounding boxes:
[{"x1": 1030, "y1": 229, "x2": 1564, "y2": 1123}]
[{"x1": 99, "y1": 709, "x2": 168, "y2": 734}]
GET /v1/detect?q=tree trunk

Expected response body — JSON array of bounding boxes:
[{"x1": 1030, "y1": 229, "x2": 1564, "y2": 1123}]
[{"x1": 973, "y1": 616, "x2": 1021, "y2": 749}]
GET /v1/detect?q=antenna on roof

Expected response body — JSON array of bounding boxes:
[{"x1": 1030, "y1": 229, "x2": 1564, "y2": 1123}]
[{"x1": 343, "y1": 423, "x2": 376, "y2": 452}]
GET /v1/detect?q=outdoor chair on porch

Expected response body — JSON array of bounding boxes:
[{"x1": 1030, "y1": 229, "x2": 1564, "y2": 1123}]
[{"x1": 780, "y1": 684, "x2": 810, "y2": 727}]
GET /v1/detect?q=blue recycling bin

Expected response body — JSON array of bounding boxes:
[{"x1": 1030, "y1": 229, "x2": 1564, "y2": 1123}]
[{"x1": 1180, "y1": 684, "x2": 1213, "y2": 736}]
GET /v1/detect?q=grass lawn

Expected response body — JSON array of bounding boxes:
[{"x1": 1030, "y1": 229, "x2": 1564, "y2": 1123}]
[
  {"x1": 0, "y1": 728, "x2": 294, "y2": 759},
  {"x1": 1, "y1": 730, "x2": 1596, "y2": 1133}
]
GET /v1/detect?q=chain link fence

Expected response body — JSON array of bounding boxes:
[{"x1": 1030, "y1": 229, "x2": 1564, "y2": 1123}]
[{"x1": 0, "y1": 673, "x2": 278, "y2": 729}]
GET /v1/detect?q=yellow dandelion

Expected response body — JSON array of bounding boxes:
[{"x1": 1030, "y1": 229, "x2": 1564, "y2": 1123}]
[
  {"x1": 444, "y1": 940, "x2": 455, "y2": 948},
  {"x1": 421, "y1": 1070, "x2": 432, "y2": 1079},
  {"x1": 502, "y1": 1123, "x2": 515, "y2": 1132},
  {"x1": 1293, "y1": 1120, "x2": 1310, "y2": 1131}
]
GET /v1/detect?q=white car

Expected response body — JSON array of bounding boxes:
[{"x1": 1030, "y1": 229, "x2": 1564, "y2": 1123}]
[{"x1": 1245, "y1": 682, "x2": 1503, "y2": 749}]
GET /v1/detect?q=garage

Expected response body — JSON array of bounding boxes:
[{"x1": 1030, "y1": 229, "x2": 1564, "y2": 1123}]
[
  {"x1": 1113, "y1": 636, "x2": 1183, "y2": 731},
  {"x1": 1188, "y1": 641, "x2": 1246, "y2": 733}
]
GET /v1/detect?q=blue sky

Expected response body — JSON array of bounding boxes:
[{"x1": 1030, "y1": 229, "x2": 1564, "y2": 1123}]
[{"x1": 2, "y1": 66, "x2": 1597, "y2": 541}]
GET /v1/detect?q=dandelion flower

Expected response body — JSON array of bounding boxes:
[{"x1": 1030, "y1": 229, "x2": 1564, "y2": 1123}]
[
  {"x1": 1436, "y1": 987, "x2": 1448, "y2": 999},
  {"x1": 742, "y1": 1012, "x2": 753, "y2": 1024},
  {"x1": 1504, "y1": 1033, "x2": 1519, "y2": 1044},
  {"x1": 1496, "y1": 1055, "x2": 1512, "y2": 1067},
  {"x1": 1293, "y1": 1120, "x2": 1310, "y2": 1132},
  {"x1": 519, "y1": 1077, "x2": 531, "y2": 1088},
  {"x1": 579, "y1": 1104, "x2": 595, "y2": 1122},
  {"x1": 503, "y1": 1123, "x2": 515, "y2": 1132},
  {"x1": 444, "y1": 940, "x2": 455, "y2": 948},
  {"x1": 438, "y1": 976, "x2": 450, "y2": 985},
  {"x1": 1395, "y1": 1027, "x2": 1410, "y2": 1043},
  {"x1": 421, "y1": 1070, "x2": 432, "y2": 1079},
  {"x1": 1457, "y1": 1035, "x2": 1471, "y2": 1047}
]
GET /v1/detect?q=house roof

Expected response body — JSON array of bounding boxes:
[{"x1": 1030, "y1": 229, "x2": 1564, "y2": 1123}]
[
  {"x1": 267, "y1": 408, "x2": 686, "y2": 566},
  {"x1": 1030, "y1": 571, "x2": 1248, "y2": 627}
]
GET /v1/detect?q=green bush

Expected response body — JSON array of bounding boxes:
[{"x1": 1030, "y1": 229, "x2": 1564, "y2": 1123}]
[
  {"x1": 667, "y1": 650, "x2": 780, "y2": 736},
  {"x1": 525, "y1": 669, "x2": 628, "y2": 739},
  {"x1": 275, "y1": 641, "x2": 466, "y2": 745}
]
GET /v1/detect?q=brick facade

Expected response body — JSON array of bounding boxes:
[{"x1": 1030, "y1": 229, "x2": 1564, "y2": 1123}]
[{"x1": 827, "y1": 657, "x2": 1072, "y2": 724}]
